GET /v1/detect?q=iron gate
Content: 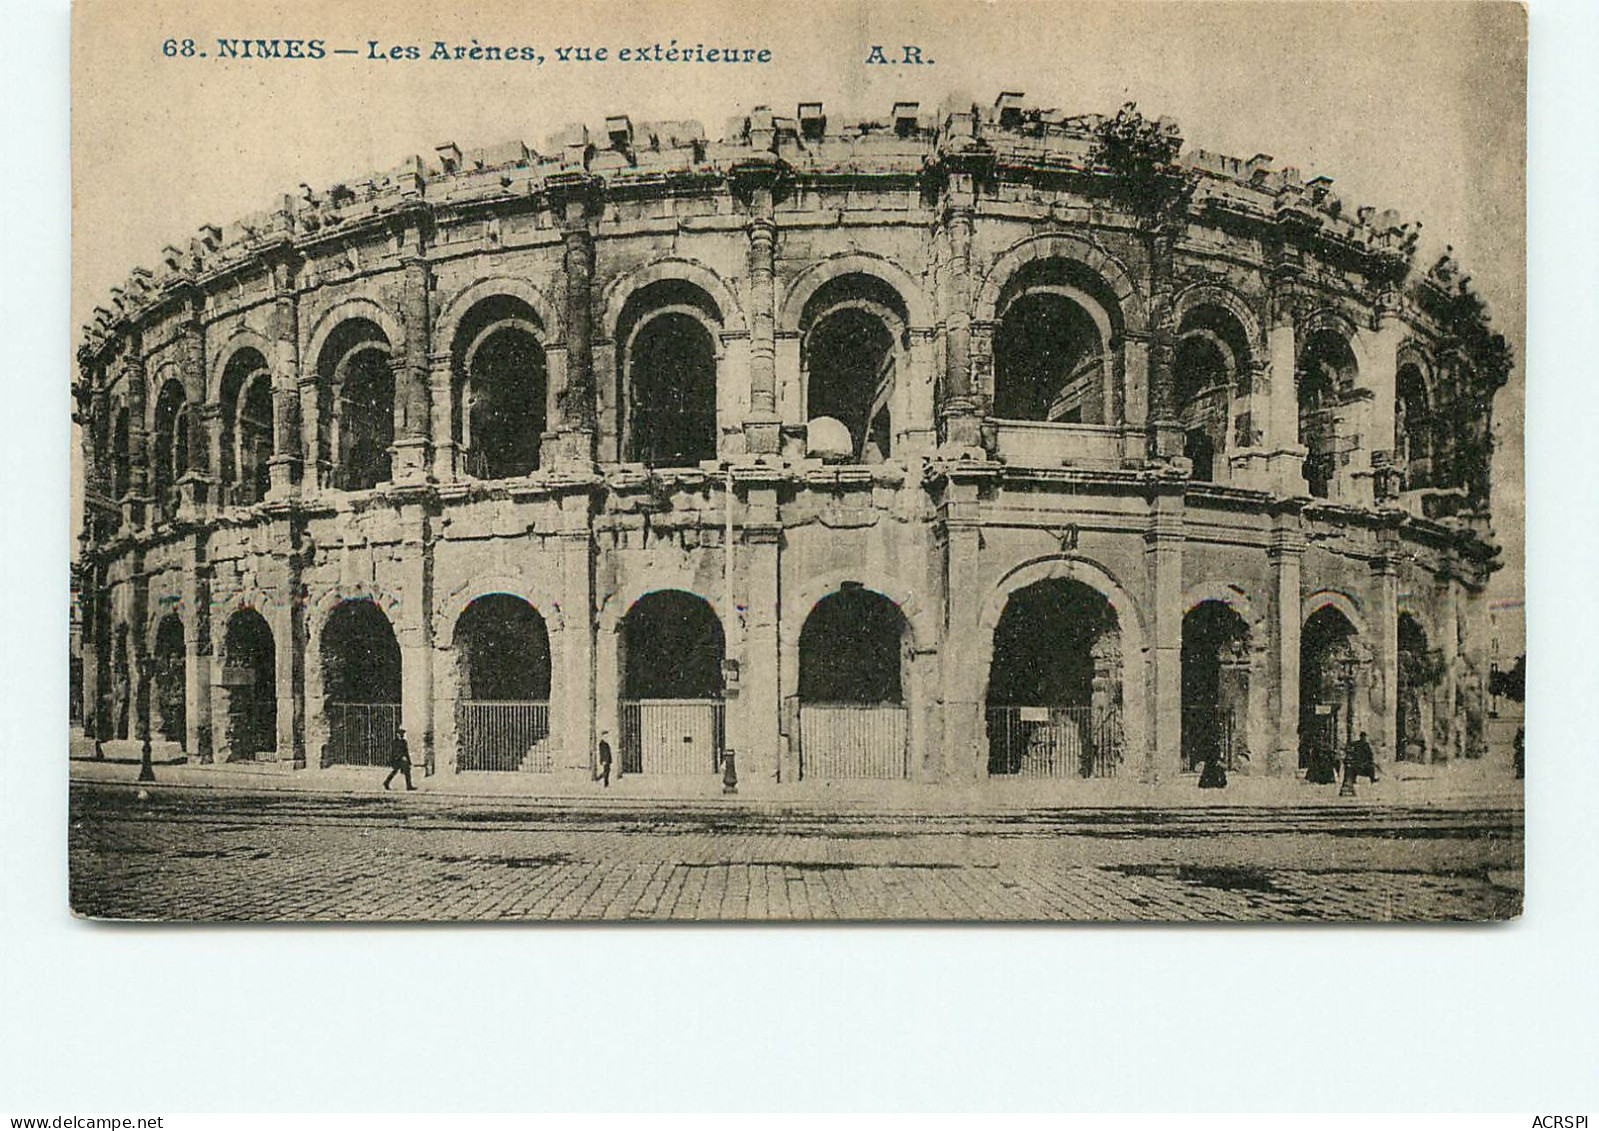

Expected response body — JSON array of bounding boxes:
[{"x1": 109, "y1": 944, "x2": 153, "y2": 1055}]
[
  {"x1": 324, "y1": 702, "x2": 400, "y2": 767},
  {"x1": 799, "y1": 703, "x2": 908, "y2": 780},
  {"x1": 986, "y1": 705, "x2": 1123, "y2": 778},
  {"x1": 620, "y1": 699, "x2": 725, "y2": 775},
  {"x1": 456, "y1": 701, "x2": 553, "y2": 772}
]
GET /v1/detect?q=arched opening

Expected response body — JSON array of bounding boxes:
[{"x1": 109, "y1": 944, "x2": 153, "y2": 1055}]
[
  {"x1": 985, "y1": 578, "x2": 1124, "y2": 778},
  {"x1": 1174, "y1": 306, "x2": 1250, "y2": 482},
  {"x1": 619, "y1": 590, "x2": 725, "y2": 774},
  {"x1": 316, "y1": 320, "x2": 394, "y2": 491},
  {"x1": 1181, "y1": 601, "x2": 1251, "y2": 773},
  {"x1": 796, "y1": 585, "x2": 910, "y2": 779},
  {"x1": 801, "y1": 275, "x2": 907, "y2": 463},
  {"x1": 1397, "y1": 613, "x2": 1438, "y2": 763},
  {"x1": 1396, "y1": 363, "x2": 1432, "y2": 491},
  {"x1": 219, "y1": 349, "x2": 275, "y2": 505},
  {"x1": 151, "y1": 379, "x2": 189, "y2": 521},
  {"x1": 454, "y1": 595, "x2": 553, "y2": 772},
  {"x1": 619, "y1": 281, "x2": 721, "y2": 467},
  {"x1": 1297, "y1": 328, "x2": 1356, "y2": 498},
  {"x1": 220, "y1": 609, "x2": 275, "y2": 761},
  {"x1": 1299, "y1": 605, "x2": 1362, "y2": 772},
  {"x1": 452, "y1": 297, "x2": 548, "y2": 480},
  {"x1": 152, "y1": 614, "x2": 186, "y2": 748},
  {"x1": 320, "y1": 599, "x2": 401, "y2": 766},
  {"x1": 991, "y1": 260, "x2": 1122, "y2": 426}
]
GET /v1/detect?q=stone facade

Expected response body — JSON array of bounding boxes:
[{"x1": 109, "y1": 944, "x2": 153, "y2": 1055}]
[{"x1": 73, "y1": 95, "x2": 1507, "y2": 788}]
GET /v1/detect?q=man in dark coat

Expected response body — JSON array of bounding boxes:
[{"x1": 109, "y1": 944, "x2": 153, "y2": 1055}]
[
  {"x1": 384, "y1": 727, "x2": 415, "y2": 791},
  {"x1": 1347, "y1": 731, "x2": 1378, "y2": 783},
  {"x1": 596, "y1": 731, "x2": 613, "y2": 787}
]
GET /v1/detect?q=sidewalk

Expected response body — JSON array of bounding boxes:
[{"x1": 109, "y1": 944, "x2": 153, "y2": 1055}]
[{"x1": 67, "y1": 737, "x2": 1524, "y2": 814}]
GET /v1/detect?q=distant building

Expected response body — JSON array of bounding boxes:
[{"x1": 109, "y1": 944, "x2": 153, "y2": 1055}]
[{"x1": 72, "y1": 95, "x2": 1510, "y2": 783}]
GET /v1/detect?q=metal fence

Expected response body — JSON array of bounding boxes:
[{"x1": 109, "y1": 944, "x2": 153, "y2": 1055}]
[
  {"x1": 456, "y1": 700, "x2": 553, "y2": 772},
  {"x1": 1182, "y1": 706, "x2": 1243, "y2": 772},
  {"x1": 986, "y1": 705, "x2": 1123, "y2": 779},
  {"x1": 620, "y1": 699, "x2": 725, "y2": 775},
  {"x1": 324, "y1": 702, "x2": 400, "y2": 767},
  {"x1": 799, "y1": 703, "x2": 908, "y2": 780}
]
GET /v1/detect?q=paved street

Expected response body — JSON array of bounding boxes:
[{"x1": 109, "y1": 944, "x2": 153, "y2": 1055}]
[{"x1": 68, "y1": 781, "x2": 1523, "y2": 922}]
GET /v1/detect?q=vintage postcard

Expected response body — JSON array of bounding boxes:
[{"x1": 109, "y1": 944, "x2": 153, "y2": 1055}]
[{"x1": 69, "y1": 0, "x2": 1526, "y2": 921}]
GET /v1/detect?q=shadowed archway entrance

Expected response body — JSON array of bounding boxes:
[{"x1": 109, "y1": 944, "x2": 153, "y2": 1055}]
[
  {"x1": 320, "y1": 599, "x2": 402, "y2": 766},
  {"x1": 985, "y1": 578, "x2": 1124, "y2": 778},
  {"x1": 797, "y1": 585, "x2": 910, "y2": 779},
  {"x1": 220, "y1": 610, "x2": 275, "y2": 762},
  {"x1": 1181, "y1": 601, "x2": 1251, "y2": 772},
  {"x1": 619, "y1": 590, "x2": 725, "y2": 775},
  {"x1": 454, "y1": 595, "x2": 553, "y2": 772}
]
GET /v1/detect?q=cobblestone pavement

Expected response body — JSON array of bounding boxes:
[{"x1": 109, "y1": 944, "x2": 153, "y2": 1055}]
[{"x1": 69, "y1": 782, "x2": 1523, "y2": 922}]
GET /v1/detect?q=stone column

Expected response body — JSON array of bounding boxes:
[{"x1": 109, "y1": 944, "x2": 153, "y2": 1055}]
[
  {"x1": 935, "y1": 467, "x2": 990, "y2": 781},
  {"x1": 125, "y1": 348, "x2": 149, "y2": 533},
  {"x1": 1370, "y1": 542, "x2": 1401, "y2": 772},
  {"x1": 202, "y1": 403, "x2": 226, "y2": 505},
  {"x1": 734, "y1": 160, "x2": 783, "y2": 455},
  {"x1": 394, "y1": 506, "x2": 434, "y2": 773},
  {"x1": 937, "y1": 162, "x2": 982, "y2": 451},
  {"x1": 558, "y1": 490, "x2": 596, "y2": 772},
  {"x1": 177, "y1": 310, "x2": 212, "y2": 517},
  {"x1": 268, "y1": 256, "x2": 303, "y2": 497},
  {"x1": 1146, "y1": 228, "x2": 1184, "y2": 461},
  {"x1": 1266, "y1": 506, "x2": 1307, "y2": 773},
  {"x1": 298, "y1": 373, "x2": 323, "y2": 492},
  {"x1": 550, "y1": 177, "x2": 600, "y2": 469},
  {"x1": 1145, "y1": 486, "x2": 1185, "y2": 780},
  {"x1": 428, "y1": 351, "x2": 457, "y2": 480},
  {"x1": 392, "y1": 221, "x2": 432, "y2": 482},
  {"x1": 742, "y1": 478, "x2": 782, "y2": 782},
  {"x1": 1354, "y1": 294, "x2": 1404, "y2": 505},
  {"x1": 183, "y1": 557, "x2": 214, "y2": 762}
]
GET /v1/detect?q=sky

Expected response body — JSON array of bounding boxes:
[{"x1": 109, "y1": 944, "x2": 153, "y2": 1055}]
[{"x1": 70, "y1": 0, "x2": 1526, "y2": 594}]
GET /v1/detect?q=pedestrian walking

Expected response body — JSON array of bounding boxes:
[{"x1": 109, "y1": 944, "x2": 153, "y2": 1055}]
[
  {"x1": 384, "y1": 727, "x2": 415, "y2": 791},
  {"x1": 596, "y1": 731, "x2": 613, "y2": 787},
  {"x1": 1347, "y1": 731, "x2": 1378, "y2": 783}
]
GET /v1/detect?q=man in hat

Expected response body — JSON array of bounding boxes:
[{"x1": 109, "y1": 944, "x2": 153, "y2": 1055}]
[
  {"x1": 384, "y1": 726, "x2": 416, "y2": 791},
  {"x1": 596, "y1": 730, "x2": 613, "y2": 787}
]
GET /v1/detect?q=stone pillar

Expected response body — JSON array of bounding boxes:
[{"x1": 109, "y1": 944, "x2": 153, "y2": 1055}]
[
  {"x1": 298, "y1": 373, "x2": 323, "y2": 492},
  {"x1": 550, "y1": 177, "x2": 600, "y2": 469},
  {"x1": 1354, "y1": 296, "x2": 1404, "y2": 505},
  {"x1": 1266, "y1": 507, "x2": 1306, "y2": 773},
  {"x1": 395, "y1": 505, "x2": 434, "y2": 773},
  {"x1": 558, "y1": 490, "x2": 596, "y2": 772},
  {"x1": 1146, "y1": 486, "x2": 1185, "y2": 780},
  {"x1": 393, "y1": 223, "x2": 432, "y2": 481},
  {"x1": 1370, "y1": 543, "x2": 1401, "y2": 772},
  {"x1": 938, "y1": 162, "x2": 982, "y2": 451},
  {"x1": 428, "y1": 351, "x2": 457, "y2": 480},
  {"x1": 268, "y1": 256, "x2": 303, "y2": 497},
  {"x1": 176, "y1": 311, "x2": 212, "y2": 517},
  {"x1": 202, "y1": 403, "x2": 226, "y2": 505},
  {"x1": 1146, "y1": 229, "x2": 1184, "y2": 461},
  {"x1": 125, "y1": 348, "x2": 149, "y2": 533},
  {"x1": 742, "y1": 478, "x2": 782, "y2": 782},
  {"x1": 735, "y1": 160, "x2": 783, "y2": 455},
  {"x1": 183, "y1": 555, "x2": 214, "y2": 762},
  {"x1": 935, "y1": 467, "x2": 990, "y2": 781}
]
